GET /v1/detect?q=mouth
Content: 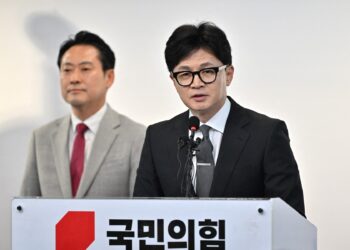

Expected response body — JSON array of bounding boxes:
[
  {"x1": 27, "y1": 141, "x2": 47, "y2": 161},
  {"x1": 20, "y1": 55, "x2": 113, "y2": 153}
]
[
  {"x1": 68, "y1": 89, "x2": 85, "y2": 94},
  {"x1": 191, "y1": 94, "x2": 208, "y2": 102}
]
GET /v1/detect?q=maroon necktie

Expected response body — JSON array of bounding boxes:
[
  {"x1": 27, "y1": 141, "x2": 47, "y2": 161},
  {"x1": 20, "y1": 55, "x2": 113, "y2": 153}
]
[{"x1": 70, "y1": 123, "x2": 88, "y2": 197}]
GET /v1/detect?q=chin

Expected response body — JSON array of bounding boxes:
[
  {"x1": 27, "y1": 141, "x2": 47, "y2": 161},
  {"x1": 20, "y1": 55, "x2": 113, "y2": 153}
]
[
  {"x1": 188, "y1": 102, "x2": 210, "y2": 112},
  {"x1": 68, "y1": 99, "x2": 86, "y2": 107}
]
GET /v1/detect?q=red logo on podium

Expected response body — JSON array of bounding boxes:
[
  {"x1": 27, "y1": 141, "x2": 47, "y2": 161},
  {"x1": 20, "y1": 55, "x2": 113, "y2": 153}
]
[{"x1": 56, "y1": 211, "x2": 95, "y2": 250}]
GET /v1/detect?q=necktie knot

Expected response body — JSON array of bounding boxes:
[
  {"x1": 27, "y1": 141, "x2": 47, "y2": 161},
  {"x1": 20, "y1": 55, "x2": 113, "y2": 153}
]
[
  {"x1": 76, "y1": 123, "x2": 88, "y2": 135},
  {"x1": 200, "y1": 125, "x2": 211, "y2": 140}
]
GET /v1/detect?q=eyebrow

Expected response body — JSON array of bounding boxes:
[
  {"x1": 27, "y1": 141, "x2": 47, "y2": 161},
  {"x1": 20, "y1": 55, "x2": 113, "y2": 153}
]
[
  {"x1": 199, "y1": 62, "x2": 216, "y2": 68},
  {"x1": 175, "y1": 62, "x2": 217, "y2": 71},
  {"x1": 61, "y1": 61, "x2": 93, "y2": 67},
  {"x1": 79, "y1": 61, "x2": 93, "y2": 66}
]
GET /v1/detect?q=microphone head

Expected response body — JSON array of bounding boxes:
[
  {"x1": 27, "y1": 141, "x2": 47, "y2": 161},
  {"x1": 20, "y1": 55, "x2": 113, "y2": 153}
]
[{"x1": 188, "y1": 116, "x2": 200, "y2": 132}]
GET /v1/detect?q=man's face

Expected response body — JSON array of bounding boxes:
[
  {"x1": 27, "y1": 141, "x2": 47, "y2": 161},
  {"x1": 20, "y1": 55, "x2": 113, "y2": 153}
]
[
  {"x1": 60, "y1": 44, "x2": 114, "y2": 116},
  {"x1": 171, "y1": 48, "x2": 234, "y2": 122}
]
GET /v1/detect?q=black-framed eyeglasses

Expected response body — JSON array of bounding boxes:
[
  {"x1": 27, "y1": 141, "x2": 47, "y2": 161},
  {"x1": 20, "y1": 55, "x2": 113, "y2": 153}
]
[{"x1": 172, "y1": 65, "x2": 228, "y2": 87}]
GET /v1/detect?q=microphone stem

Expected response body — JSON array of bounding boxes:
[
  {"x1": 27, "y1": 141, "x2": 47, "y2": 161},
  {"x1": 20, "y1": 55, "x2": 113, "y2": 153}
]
[{"x1": 185, "y1": 130, "x2": 198, "y2": 197}]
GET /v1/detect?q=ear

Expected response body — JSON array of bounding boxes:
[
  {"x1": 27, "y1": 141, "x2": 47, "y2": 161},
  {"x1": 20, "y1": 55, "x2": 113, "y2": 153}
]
[
  {"x1": 105, "y1": 69, "x2": 115, "y2": 88},
  {"x1": 225, "y1": 65, "x2": 234, "y2": 86},
  {"x1": 170, "y1": 73, "x2": 177, "y2": 87},
  {"x1": 170, "y1": 73, "x2": 182, "y2": 95}
]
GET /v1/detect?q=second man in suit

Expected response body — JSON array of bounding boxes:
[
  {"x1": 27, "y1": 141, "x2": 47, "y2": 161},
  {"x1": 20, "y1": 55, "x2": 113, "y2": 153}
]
[
  {"x1": 134, "y1": 22, "x2": 305, "y2": 216},
  {"x1": 21, "y1": 31, "x2": 145, "y2": 198}
]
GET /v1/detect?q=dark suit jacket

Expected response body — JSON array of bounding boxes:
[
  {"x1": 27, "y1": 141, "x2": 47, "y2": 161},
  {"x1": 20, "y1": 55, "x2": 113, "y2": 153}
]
[{"x1": 133, "y1": 97, "x2": 305, "y2": 216}]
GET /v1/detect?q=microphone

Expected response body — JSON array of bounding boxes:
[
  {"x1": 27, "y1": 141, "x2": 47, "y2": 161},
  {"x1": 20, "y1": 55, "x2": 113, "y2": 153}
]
[
  {"x1": 189, "y1": 116, "x2": 200, "y2": 132},
  {"x1": 188, "y1": 116, "x2": 200, "y2": 144},
  {"x1": 177, "y1": 116, "x2": 200, "y2": 149}
]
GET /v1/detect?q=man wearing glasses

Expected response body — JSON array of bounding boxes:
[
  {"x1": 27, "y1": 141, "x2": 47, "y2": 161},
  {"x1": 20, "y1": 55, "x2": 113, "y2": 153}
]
[{"x1": 134, "y1": 22, "x2": 305, "y2": 216}]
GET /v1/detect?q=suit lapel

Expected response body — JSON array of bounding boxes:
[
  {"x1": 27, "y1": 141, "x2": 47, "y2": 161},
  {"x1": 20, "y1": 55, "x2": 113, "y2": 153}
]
[
  {"x1": 51, "y1": 116, "x2": 72, "y2": 198},
  {"x1": 76, "y1": 107, "x2": 121, "y2": 198},
  {"x1": 210, "y1": 98, "x2": 250, "y2": 197}
]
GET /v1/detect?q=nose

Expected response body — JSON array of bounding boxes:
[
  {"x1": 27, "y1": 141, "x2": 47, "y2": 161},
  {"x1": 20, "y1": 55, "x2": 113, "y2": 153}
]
[
  {"x1": 190, "y1": 73, "x2": 204, "y2": 88},
  {"x1": 69, "y1": 69, "x2": 81, "y2": 84}
]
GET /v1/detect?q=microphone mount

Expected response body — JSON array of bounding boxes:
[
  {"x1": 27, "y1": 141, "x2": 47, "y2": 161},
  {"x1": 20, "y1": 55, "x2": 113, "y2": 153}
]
[{"x1": 177, "y1": 116, "x2": 201, "y2": 197}]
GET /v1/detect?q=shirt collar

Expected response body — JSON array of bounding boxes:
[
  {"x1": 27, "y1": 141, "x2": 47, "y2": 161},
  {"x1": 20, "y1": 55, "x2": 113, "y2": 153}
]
[
  {"x1": 189, "y1": 98, "x2": 231, "y2": 134},
  {"x1": 71, "y1": 103, "x2": 108, "y2": 134}
]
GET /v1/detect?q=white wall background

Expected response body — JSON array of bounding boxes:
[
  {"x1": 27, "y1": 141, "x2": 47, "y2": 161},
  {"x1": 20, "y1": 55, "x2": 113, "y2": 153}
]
[{"x1": 1, "y1": 0, "x2": 349, "y2": 249}]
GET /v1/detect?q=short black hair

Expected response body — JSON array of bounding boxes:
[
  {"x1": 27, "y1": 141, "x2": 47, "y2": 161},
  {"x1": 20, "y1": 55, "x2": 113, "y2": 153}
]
[
  {"x1": 165, "y1": 22, "x2": 232, "y2": 72},
  {"x1": 57, "y1": 30, "x2": 115, "y2": 71}
]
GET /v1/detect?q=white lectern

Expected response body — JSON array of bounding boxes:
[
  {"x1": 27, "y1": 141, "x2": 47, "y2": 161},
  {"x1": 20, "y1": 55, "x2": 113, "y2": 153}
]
[{"x1": 12, "y1": 198, "x2": 316, "y2": 249}]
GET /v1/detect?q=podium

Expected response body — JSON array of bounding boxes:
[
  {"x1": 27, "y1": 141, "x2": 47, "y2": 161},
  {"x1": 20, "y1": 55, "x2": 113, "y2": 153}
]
[{"x1": 12, "y1": 198, "x2": 316, "y2": 249}]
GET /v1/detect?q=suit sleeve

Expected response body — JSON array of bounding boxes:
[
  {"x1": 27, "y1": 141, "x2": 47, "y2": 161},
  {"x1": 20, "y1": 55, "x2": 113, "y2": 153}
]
[
  {"x1": 263, "y1": 121, "x2": 305, "y2": 217},
  {"x1": 133, "y1": 126, "x2": 163, "y2": 197},
  {"x1": 20, "y1": 132, "x2": 42, "y2": 196}
]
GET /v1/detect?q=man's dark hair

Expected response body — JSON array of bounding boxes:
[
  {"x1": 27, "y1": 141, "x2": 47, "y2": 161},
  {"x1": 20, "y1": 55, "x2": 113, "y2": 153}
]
[
  {"x1": 165, "y1": 22, "x2": 232, "y2": 72},
  {"x1": 57, "y1": 30, "x2": 115, "y2": 71}
]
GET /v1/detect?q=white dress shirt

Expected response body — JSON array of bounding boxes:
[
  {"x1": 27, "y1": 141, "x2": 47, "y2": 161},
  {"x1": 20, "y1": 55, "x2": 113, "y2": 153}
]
[
  {"x1": 69, "y1": 103, "x2": 107, "y2": 166},
  {"x1": 189, "y1": 98, "x2": 231, "y2": 188}
]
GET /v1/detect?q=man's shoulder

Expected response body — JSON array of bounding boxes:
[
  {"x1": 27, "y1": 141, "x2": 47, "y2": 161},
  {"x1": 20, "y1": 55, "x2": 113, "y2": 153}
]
[
  {"x1": 107, "y1": 107, "x2": 146, "y2": 134},
  {"x1": 148, "y1": 110, "x2": 188, "y2": 130},
  {"x1": 227, "y1": 97, "x2": 287, "y2": 134},
  {"x1": 33, "y1": 115, "x2": 69, "y2": 136},
  {"x1": 243, "y1": 106, "x2": 281, "y2": 124},
  {"x1": 235, "y1": 102, "x2": 288, "y2": 137}
]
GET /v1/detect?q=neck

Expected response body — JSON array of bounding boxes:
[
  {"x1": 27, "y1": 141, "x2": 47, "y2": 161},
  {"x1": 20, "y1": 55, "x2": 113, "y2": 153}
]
[
  {"x1": 192, "y1": 97, "x2": 226, "y2": 123},
  {"x1": 194, "y1": 112, "x2": 212, "y2": 124},
  {"x1": 72, "y1": 103, "x2": 105, "y2": 121}
]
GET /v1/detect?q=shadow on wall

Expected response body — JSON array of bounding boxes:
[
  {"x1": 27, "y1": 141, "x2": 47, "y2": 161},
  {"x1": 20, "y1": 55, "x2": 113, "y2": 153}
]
[{"x1": 0, "y1": 11, "x2": 77, "y2": 250}]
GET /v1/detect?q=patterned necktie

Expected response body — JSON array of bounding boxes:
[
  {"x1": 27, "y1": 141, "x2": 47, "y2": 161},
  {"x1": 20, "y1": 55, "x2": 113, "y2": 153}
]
[
  {"x1": 70, "y1": 123, "x2": 88, "y2": 197},
  {"x1": 196, "y1": 125, "x2": 215, "y2": 197}
]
